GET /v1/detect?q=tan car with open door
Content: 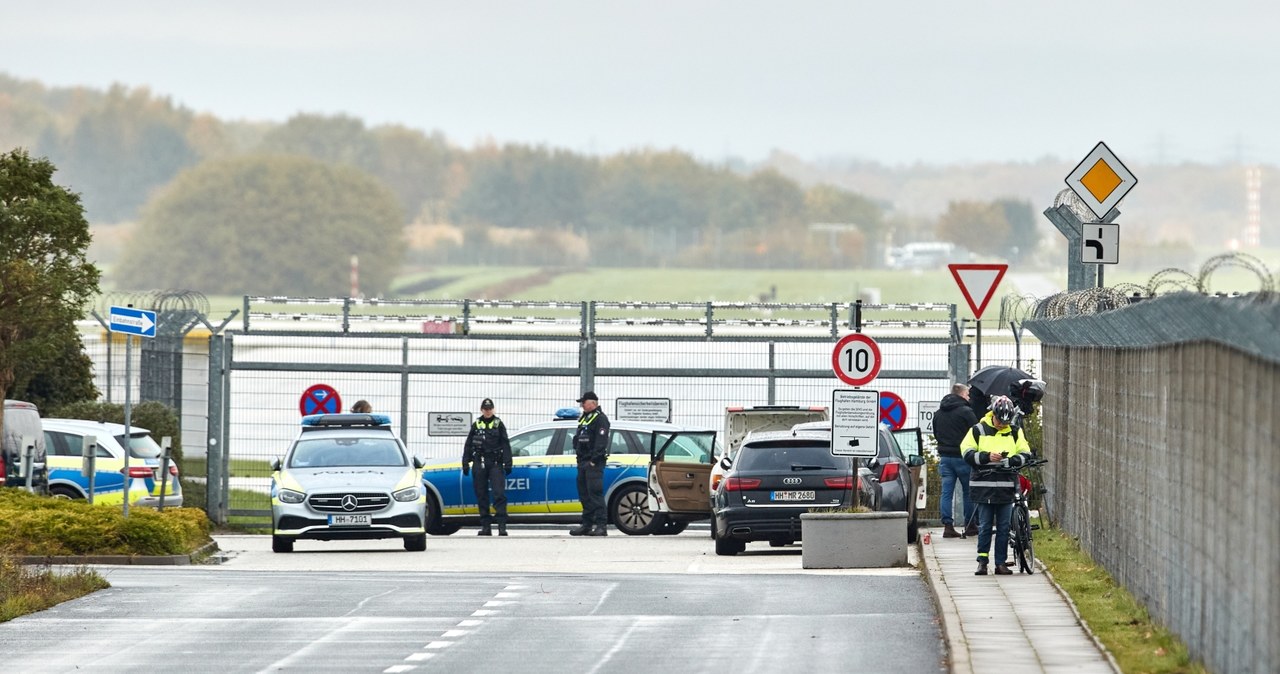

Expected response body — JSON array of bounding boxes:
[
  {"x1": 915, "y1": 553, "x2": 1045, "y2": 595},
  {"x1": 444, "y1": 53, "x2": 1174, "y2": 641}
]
[{"x1": 646, "y1": 430, "x2": 718, "y2": 527}]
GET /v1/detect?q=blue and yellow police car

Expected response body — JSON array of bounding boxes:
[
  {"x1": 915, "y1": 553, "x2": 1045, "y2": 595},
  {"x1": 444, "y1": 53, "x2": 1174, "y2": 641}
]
[{"x1": 421, "y1": 409, "x2": 717, "y2": 535}]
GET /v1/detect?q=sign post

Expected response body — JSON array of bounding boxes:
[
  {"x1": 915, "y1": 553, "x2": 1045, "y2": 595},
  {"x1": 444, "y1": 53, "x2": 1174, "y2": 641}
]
[
  {"x1": 948, "y1": 264, "x2": 1008, "y2": 369},
  {"x1": 831, "y1": 333, "x2": 882, "y2": 387},
  {"x1": 108, "y1": 305, "x2": 157, "y2": 517},
  {"x1": 1062, "y1": 141, "x2": 1137, "y2": 289},
  {"x1": 831, "y1": 389, "x2": 879, "y2": 458}
]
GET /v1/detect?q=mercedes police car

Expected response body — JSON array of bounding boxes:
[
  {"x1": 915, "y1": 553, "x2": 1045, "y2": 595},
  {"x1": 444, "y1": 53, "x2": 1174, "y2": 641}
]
[
  {"x1": 270, "y1": 413, "x2": 426, "y2": 553},
  {"x1": 421, "y1": 409, "x2": 717, "y2": 536}
]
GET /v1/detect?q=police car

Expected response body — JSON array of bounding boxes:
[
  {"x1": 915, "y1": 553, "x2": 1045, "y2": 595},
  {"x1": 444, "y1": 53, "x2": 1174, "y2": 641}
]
[
  {"x1": 421, "y1": 409, "x2": 717, "y2": 536},
  {"x1": 270, "y1": 413, "x2": 426, "y2": 553},
  {"x1": 42, "y1": 419, "x2": 177, "y2": 506}
]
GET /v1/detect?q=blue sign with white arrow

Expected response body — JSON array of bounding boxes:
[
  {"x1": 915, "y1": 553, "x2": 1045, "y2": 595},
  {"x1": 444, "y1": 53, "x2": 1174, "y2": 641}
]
[{"x1": 108, "y1": 306, "x2": 157, "y2": 338}]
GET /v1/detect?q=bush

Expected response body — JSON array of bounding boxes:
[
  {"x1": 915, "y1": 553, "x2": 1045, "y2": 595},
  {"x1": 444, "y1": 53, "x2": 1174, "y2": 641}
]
[
  {"x1": 0, "y1": 490, "x2": 210, "y2": 556},
  {"x1": 47, "y1": 400, "x2": 183, "y2": 464}
]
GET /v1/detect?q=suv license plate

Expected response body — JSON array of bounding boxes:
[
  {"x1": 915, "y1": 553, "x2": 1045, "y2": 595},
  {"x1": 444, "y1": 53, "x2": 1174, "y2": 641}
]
[
  {"x1": 328, "y1": 514, "x2": 371, "y2": 526},
  {"x1": 771, "y1": 490, "x2": 815, "y2": 502}
]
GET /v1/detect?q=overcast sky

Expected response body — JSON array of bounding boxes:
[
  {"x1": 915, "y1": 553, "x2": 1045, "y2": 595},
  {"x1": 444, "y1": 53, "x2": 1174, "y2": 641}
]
[{"x1": 3, "y1": 1, "x2": 1277, "y2": 166}]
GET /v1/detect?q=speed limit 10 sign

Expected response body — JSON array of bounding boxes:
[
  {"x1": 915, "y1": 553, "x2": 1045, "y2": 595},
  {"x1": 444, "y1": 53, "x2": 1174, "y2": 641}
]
[{"x1": 831, "y1": 333, "x2": 882, "y2": 387}]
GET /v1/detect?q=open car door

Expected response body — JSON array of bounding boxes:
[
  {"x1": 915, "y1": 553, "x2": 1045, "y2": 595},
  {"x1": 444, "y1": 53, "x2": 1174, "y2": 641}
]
[
  {"x1": 891, "y1": 427, "x2": 928, "y2": 511},
  {"x1": 647, "y1": 431, "x2": 717, "y2": 517}
]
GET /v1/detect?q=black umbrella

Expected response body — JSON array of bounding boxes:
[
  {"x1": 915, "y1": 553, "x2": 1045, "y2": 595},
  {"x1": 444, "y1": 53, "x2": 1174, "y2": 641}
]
[{"x1": 967, "y1": 365, "x2": 1039, "y2": 417}]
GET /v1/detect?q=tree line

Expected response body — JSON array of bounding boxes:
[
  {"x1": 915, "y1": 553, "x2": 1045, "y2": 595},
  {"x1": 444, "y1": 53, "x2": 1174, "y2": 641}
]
[{"x1": 1, "y1": 74, "x2": 1038, "y2": 296}]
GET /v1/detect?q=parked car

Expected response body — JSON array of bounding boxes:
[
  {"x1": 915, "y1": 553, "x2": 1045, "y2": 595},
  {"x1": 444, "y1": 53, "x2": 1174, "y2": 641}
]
[
  {"x1": 42, "y1": 419, "x2": 166, "y2": 506},
  {"x1": 711, "y1": 405, "x2": 828, "y2": 492},
  {"x1": 2, "y1": 400, "x2": 48, "y2": 494},
  {"x1": 421, "y1": 409, "x2": 717, "y2": 536},
  {"x1": 792, "y1": 420, "x2": 927, "y2": 542},
  {"x1": 270, "y1": 413, "x2": 426, "y2": 553},
  {"x1": 710, "y1": 429, "x2": 876, "y2": 556}
]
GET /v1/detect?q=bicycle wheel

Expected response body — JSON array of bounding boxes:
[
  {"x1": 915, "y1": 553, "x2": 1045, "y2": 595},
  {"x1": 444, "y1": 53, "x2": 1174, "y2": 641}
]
[{"x1": 1013, "y1": 505, "x2": 1034, "y2": 574}]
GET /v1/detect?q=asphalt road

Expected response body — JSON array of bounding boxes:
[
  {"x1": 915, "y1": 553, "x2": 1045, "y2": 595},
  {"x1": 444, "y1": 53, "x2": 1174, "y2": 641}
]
[{"x1": 0, "y1": 532, "x2": 945, "y2": 673}]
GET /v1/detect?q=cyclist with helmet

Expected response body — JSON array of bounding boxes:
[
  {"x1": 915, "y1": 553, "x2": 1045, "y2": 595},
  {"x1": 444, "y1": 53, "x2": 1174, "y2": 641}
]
[{"x1": 961, "y1": 395, "x2": 1032, "y2": 576}]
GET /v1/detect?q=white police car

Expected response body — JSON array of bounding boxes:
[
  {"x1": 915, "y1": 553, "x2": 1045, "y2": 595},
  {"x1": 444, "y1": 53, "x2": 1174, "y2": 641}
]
[
  {"x1": 270, "y1": 413, "x2": 426, "y2": 553},
  {"x1": 421, "y1": 409, "x2": 717, "y2": 535}
]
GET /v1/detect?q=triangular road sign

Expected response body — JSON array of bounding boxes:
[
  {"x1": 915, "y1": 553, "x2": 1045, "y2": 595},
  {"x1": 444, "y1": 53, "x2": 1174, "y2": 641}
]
[{"x1": 948, "y1": 264, "x2": 1008, "y2": 319}]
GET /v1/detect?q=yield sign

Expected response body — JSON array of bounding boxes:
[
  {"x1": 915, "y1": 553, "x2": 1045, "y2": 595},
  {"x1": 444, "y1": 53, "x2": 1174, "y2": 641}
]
[{"x1": 948, "y1": 264, "x2": 1008, "y2": 319}]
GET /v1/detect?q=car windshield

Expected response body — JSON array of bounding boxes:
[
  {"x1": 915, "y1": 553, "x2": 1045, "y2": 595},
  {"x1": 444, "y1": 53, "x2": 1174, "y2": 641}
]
[
  {"x1": 288, "y1": 437, "x2": 406, "y2": 468},
  {"x1": 737, "y1": 445, "x2": 850, "y2": 472},
  {"x1": 116, "y1": 432, "x2": 163, "y2": 459}
]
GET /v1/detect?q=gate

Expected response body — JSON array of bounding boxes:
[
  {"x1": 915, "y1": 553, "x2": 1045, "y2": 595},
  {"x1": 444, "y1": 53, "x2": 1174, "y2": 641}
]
[{"x1": 204, "y1": 298, "x2": 962, "y2": 528}]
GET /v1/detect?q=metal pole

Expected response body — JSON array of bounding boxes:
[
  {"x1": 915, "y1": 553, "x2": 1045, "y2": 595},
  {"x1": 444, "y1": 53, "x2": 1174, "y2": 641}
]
[
  {"x1": 767, "y1": 342, "x2": 776, "y2": 405},
  {"x1": 123, "y1": 333, "x2": 132, "y2": 518},
  {"x1": 400, "y1": 336, "x2": 410, "y2": 443},
  {"x1": 975, "y1": 320, "x2": 982, "y2": 371},
  {"x1": 1097, "y1": 264, "x2": 1105, "y2": 288},
  {"x1": 158, "y1": 437, "x2": 171, "y2": 511}
]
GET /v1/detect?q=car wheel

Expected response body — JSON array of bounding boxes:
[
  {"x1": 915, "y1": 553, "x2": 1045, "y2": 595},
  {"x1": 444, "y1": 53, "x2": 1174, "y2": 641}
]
[
  {"x1": 715, "y1": 537, "x2": 745, "y2": 556},
  {"x1": 424, "y1": 494, "x2": 460, "y2": 536},
  {"x1": 49, "y1": 486, "x2": 81, "y2": 500},
  {"x1": 404, "y1": 533, "x2": 427, "y2": 552},
  {"x1": 272, "y1": 535, "x2": 294, "y2": 553},
  {"x1": 610, "y1": 483, "x2": 662, "y2": 536}
]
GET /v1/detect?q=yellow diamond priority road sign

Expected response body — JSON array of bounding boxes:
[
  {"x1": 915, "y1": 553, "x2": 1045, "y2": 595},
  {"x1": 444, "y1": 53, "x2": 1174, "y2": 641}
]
[{"x1": 1065, "y1": 141, "x2": 1137, "y2": 220}]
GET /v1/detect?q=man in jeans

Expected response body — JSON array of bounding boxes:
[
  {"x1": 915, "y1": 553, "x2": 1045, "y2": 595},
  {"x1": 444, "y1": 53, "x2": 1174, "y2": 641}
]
[{"x1": 934, "y1": 383, "x2": 978, "y2": 538}]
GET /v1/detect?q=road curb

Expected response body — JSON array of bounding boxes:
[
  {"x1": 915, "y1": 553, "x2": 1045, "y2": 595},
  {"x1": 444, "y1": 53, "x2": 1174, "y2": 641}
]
[
  {"x1": 1037, "y1": 562, "x2": 1122, "y2": 673},
  {"x1": 919, "y1": 533, "x2": 972, "y2": 674},
  {"x1": 17, "y1": 540, "x2": 222, "y2": 566}
]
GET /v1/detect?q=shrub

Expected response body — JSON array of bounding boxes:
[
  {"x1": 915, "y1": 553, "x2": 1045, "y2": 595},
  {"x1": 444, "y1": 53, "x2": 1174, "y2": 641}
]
[
  {"x1": 0, "y1": 490, "x2": 210, "y2": 556},
  {"x1": 47, "y1": 400, "x2": 183, "y2": 464}
]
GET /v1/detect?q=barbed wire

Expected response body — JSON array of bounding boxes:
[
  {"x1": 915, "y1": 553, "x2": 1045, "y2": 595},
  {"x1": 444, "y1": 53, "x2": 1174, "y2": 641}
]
[{"x1": 1198, "y1": 252, "x2": 1275, "y2": 295}]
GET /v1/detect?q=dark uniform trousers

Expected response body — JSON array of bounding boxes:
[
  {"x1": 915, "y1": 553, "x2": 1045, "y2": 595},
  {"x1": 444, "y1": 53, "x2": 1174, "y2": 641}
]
[
  {"x1": 473, "y1": 455, "x2": 507, "y2": 525},
  {"x1": 577, "y1": 460, "x2": 605, "y2": 527}
]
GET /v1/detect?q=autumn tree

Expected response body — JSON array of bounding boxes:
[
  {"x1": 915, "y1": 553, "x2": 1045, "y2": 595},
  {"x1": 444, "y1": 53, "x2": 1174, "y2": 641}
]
[
  {"x1": 936, "y1": 200, "x2": 1011, "y2": 257},
  {"x1": 115, "y1": 155, "x2": 404, "y2": 296},
  {"x1": 0, "y1": 149, "x2": 100, "y2": 406}
]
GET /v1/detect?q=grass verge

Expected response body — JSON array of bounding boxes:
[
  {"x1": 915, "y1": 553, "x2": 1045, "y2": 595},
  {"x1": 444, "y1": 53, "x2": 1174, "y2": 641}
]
[
  {"x1": 0, "y1": 556, "x2": 108, "y2": 623},
  {"x1": 1035, "y1": 527, "x2": 1208, "y2": 674},
  {"x1": 181, "y1": 457, "x2": 274, "y2": 478}
]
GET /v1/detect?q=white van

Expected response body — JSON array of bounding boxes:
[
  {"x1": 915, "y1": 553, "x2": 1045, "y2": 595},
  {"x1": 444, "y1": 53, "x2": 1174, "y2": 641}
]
[{"x1": 2, "y1": 399, "x2": 48, "y2": 493}]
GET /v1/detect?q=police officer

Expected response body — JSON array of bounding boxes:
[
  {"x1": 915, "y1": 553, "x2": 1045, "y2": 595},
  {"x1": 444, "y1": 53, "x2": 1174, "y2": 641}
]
[
  {"x1": 568, "y1": 391, "x2": 610, "y2": 537},
  {"x1": 462, "y1": 398, "x2": 512, "y2": 536}
]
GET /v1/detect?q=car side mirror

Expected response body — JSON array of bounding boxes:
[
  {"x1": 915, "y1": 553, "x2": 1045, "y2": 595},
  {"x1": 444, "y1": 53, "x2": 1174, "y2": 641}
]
[
  {"x1": 867, "y1": 457, "x2": 881, "y2": 471},
  {"x1": 907, "y1": 455, "x2": 925, "y2": 468},
  {"x1": 271, "y1": 459, "x2": 282, "y2": 472},
  {"x1": 413, "y1": 457, "x2": 424, "y2": 469},
  {"x1": 719, "y1": 456, "x2": 733, "y2": 470}
]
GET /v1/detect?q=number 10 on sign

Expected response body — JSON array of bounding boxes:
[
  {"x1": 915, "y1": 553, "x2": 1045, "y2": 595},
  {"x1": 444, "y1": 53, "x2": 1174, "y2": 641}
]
[{"x1": 832, "y1": 333, "x2": 882, "y2": 387}]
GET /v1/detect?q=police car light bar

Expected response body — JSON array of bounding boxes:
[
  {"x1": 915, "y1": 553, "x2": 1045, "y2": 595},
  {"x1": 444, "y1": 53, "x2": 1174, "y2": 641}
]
[
  {"x1": 554, "y1": 408, "x2": 581, "y2": 420},
  {"x1": 301, "y1": 413, "x2": 393, "y2": 427}
]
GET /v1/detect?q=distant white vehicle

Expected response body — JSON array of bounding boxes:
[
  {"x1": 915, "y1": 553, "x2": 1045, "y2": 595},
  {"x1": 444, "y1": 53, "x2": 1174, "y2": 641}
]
[{"x1": 886, "y1": 241, "x2": 964, "y2": 270}]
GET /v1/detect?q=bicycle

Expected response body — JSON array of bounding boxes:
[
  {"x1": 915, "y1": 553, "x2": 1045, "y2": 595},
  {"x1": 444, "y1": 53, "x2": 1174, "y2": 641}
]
[{"x1": 1004, "y1": 456, "x2": 1048, "y2": 574}]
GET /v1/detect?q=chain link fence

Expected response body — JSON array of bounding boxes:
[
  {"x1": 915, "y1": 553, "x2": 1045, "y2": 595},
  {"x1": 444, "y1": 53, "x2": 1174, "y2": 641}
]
[{"x1": 1028, "y1": 291, "x2": 1279, "y2": 674}]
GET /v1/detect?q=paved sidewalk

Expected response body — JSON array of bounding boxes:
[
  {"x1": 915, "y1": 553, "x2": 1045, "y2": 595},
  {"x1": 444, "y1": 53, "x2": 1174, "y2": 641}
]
[{"x1": 919, "y1": 527, "x2": 1119, "y2": 674}]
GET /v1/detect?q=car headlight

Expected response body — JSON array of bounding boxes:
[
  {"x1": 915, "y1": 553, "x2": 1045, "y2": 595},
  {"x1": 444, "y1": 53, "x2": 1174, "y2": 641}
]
[
  {"x1": 392, "y1": 486, "x2": 421, "y2": 502},
  {"x1": 278, "y1": 489, "x2": 306, "y2": 504}
]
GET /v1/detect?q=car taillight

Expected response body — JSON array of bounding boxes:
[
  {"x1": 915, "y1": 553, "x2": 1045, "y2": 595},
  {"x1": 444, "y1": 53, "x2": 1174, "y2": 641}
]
[
  {"x1": 724, "y1": 477, "x2": 761, "y2": 491},
  {"x1": 124, "y1": 466, "x2": 153, "y2": 478},
  {"x1": 879, "y1": 462, "x2": 900, "y2": 483},
  {"x1": 823, "y1": 476, "x2": 854, "y2": 489}
]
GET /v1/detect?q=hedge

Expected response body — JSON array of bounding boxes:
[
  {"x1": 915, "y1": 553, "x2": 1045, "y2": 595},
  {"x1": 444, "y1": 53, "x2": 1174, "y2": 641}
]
[{"x1": 0, "y1": 490, "x2": 210, "y2": 556}]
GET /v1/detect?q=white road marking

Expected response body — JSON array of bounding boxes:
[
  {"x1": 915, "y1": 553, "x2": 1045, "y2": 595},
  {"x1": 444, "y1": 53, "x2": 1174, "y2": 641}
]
[
  {"x1": 483, "y1": 600, "x2": 513, "y2": 607},
  {"x1": 585, "y1": 617, "x2": 647, "y2": 674},
  {"x1": 503, "y1": 584, "x2": 529, "y2": 590},
  {"x1": 590, "y1": 582, "x2": 618, "y2": 615},
  {"x1": 425, "y1": 641, "x2": 452, "y2": 649},
  {"x1": 385, "y1": 665, "x2": 417, "y2": 672},
  {"x1": 457, "y1": 619, "x2": 483, "y2": 627},
  {"x1": 493, "y1": 592, "x2": 520, "y2": 598},
  {"x1": 471, "y1": 609, "x2": 498, "y2": 616},
  {"x1": 442, "y1": 630, "x2": 469, "y2": 638},
  {"x1": 405, "y1": 652, "x2": 434, "y2": 662}
]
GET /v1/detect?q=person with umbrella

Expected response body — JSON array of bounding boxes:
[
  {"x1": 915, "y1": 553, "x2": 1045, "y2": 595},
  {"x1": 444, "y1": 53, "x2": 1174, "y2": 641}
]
[{"x1": 967, "y1": 365, "x2": 1045, "y2": 421}]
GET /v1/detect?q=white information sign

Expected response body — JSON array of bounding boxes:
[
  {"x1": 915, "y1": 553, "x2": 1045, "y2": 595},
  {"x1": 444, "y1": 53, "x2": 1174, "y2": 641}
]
[
  {"x1": 831, "y1": 389, "x2": 879, "y2": 458},
  {"x1": 918, "y1": 401, "x2": 941, "y2": 435},
  {"x1": 428, "y1": 412, "x2": 473, "y2": 437},
  {"x1": 1081, "y1": 223, "x2": 1120, "y2": 264},
  {"x1": 616, "y1": 398, "x2": 672, "y2": 423}
]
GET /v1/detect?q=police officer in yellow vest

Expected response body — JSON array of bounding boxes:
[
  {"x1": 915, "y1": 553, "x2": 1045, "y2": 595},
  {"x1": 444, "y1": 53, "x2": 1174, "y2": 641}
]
[
  {"x1": 961, "y1": 395, "x2": 1031, "y2": 575},
  {"x1": 462, "y1": 398, "x2": 512, "y2": 536},
  {"x1": 569, "y1": 391, "x2": 611, "y2": 536}
]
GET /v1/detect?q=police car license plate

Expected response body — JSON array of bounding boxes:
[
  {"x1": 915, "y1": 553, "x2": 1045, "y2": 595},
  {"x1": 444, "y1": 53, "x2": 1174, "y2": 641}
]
[
  {"x1": 328, "y1": 514, "x2": 371, "y2": 526},
  {"x1": 771, "y1": 490, "x2": 815, "y2": 502}
]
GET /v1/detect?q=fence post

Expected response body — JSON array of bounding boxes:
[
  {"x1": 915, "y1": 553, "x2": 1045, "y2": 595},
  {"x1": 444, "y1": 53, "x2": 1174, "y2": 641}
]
[
  {"x1": 767, "y1": 341, "x2": 776, "y2": 404},
  {"x1": 948, "y1": 342, "x2": 971, "y2": 386},
  {"x1": 220, "y1": 335, "x2": 233, "y2": 525},
  {"x1": 580, "y1": 301, "x2": 595, "y2": 394},
  {"x1": 705, "y1": 302, "x2": 714, "y2": 339},
  {"x1": 400, "y1": 336, "x2": 410, "y2": 443},
  {"x1": 206, "y1": 333, "x2": 226, "y2": 525}
]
